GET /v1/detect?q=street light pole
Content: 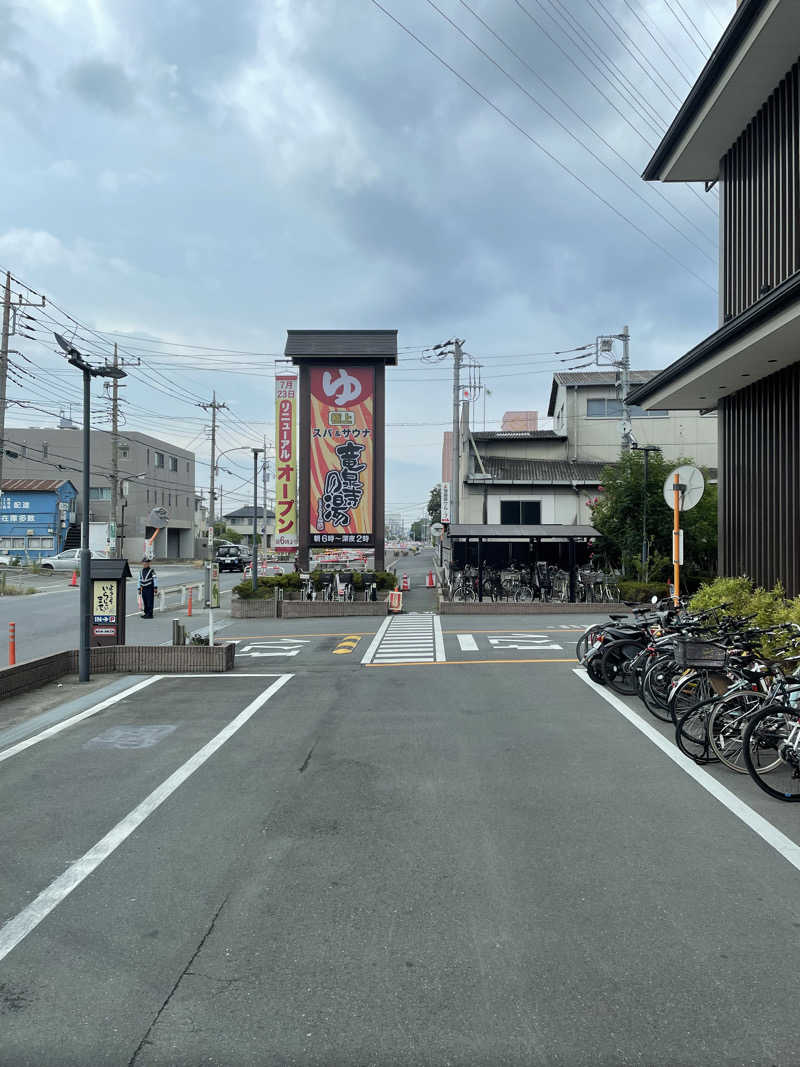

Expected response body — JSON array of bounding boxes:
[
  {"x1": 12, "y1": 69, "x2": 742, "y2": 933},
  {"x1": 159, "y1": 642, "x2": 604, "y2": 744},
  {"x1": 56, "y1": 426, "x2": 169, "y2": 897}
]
[
  {"x1": 631, "y1": 444, "x2": 661, "y2": 582},
  {"x1": 55, "y1": 333, "x2": 126, "y2": 683},
  {"x1": 252, "y1": 447, "x2": 263, "y2": 592}
]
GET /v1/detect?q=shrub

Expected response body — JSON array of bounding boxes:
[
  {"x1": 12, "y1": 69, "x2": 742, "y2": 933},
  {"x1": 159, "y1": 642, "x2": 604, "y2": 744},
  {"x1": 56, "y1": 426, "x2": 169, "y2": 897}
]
[
  {"x1": 618, "y1": 580, "x2": 670, "y2": 603},
  {"x1": 689, "y1": 576, "x2": 800, "y2": 655}
]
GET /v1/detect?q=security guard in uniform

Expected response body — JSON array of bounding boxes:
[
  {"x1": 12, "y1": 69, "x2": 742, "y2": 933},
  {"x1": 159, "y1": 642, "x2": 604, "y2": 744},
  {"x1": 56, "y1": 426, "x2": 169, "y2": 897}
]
[{"x1": 138, "y1": 558, "x2": 158, "y2": 619}]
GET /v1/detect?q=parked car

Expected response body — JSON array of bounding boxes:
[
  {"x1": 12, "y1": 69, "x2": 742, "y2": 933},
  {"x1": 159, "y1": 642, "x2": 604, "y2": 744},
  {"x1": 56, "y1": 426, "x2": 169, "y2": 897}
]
[
  {"x1": 39, "y1": 548, "x2": 110, "y2": 572},
  {"x1": 215, "y1": 545, "x2": 252, "y2": 572},
  {"x1": 0, "y1": 553, "x2": 21, "y2": 566}
]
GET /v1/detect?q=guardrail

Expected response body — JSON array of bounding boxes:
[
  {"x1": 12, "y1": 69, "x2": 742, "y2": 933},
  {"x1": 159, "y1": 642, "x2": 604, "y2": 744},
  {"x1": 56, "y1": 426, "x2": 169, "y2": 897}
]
[{"x1": 156, "y1": 582, "x2": 203, "y2": 613}]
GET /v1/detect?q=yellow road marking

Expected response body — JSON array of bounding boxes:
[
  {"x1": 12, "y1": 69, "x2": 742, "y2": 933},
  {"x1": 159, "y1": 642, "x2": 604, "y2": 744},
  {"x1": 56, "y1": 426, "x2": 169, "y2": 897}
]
[
  {"x1": 365, "y1": 657, "x2": 578, "y2": 667},
  {"x1": 333, "y1": 635, "x2": 362, "y2": 655}
]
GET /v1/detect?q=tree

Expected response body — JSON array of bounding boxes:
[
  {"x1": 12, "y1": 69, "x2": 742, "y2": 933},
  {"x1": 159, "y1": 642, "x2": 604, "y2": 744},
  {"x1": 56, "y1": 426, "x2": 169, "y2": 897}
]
[
  {"x1": 588, "y1": 451, "x2": 717, "y2": 581},
  {"x1": 410, "y1": 519, "x2": 427, "y2": 541},
  {"x1": 213, "y1": 521, "x2": 242, "y2": 544},
  {"x1": 426, "y1": 485, "x2": 441, "y2": 524}
]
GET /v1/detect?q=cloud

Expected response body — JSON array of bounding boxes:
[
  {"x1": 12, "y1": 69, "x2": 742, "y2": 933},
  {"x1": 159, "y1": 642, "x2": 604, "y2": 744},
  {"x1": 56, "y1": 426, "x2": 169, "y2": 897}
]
[
  {"x1": 65, "y1": 58, "x2": 137, "y2": 113},
  {"x1": 96, "y1": 168, "x2": 162, "y2": 194},
  {"x1": 0, "y1": 228, "x2": 133, "y2": 277}
]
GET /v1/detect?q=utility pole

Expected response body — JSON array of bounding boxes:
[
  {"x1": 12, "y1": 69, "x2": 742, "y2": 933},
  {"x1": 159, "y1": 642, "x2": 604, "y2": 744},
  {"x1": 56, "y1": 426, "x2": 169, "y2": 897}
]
[
  {"x1": 620, "y1": 324, "x2": 631, "y2": 453},
  {"x1": 0, "y1": 273, "x2": 10, "y2": 499},
  {"x1": 451, "y1": 338, "x2": 463, "y2": 526},
  {"x1": 110, "y1": 344, "x2": 119, "y2": 555},
  {"x1": 196, "y1": 392, "x2": 227, "y2": 606}
]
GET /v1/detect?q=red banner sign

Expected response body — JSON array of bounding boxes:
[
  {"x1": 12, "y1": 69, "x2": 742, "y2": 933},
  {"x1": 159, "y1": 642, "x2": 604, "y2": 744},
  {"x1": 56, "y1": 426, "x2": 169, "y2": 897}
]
[
  {"x1": 309, "y1": 365, "x2": 374, "y2": 547},
  {"x1": 274, "y1": 373, "x2": 298, "y2": 550}
]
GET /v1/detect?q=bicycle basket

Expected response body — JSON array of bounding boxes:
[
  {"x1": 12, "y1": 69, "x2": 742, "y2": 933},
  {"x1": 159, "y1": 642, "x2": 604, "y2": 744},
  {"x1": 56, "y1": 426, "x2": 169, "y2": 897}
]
[{"x1": 674, "y1": 637, "x2": 727, "y2": 669}]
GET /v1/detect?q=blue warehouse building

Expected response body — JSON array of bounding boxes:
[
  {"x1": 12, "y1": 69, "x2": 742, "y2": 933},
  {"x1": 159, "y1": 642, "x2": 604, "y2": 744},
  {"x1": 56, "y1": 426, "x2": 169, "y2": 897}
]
[{"x1": 0, "y1": 479, "x2": 78, "y2": 559}]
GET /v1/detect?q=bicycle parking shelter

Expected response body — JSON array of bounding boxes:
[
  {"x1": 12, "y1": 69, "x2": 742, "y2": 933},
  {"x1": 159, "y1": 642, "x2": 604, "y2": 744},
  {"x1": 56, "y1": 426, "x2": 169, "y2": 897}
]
[{"x1": 445, "y1": 523, "x2": 601, "y2": 602}]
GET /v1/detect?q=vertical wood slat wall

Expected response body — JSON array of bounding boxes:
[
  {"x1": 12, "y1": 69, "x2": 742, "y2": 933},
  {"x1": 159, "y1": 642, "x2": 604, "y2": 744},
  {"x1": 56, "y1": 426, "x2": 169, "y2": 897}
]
[
  {"x1": 719, "y1": 365, "x2": 800, "y2": 595},
  {"x1": 721, "y1": 61, "x2": 800, "y2": 320}
]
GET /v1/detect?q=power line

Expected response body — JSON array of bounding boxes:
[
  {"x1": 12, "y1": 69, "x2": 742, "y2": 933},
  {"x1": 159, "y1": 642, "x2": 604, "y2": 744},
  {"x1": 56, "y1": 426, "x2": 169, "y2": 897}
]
[
  {"x1": 430, "y1": 0, "x2": 715, "y2": 260},
  {"x1": 369, "y1": 0, "x2": 716, "y2": 293}
]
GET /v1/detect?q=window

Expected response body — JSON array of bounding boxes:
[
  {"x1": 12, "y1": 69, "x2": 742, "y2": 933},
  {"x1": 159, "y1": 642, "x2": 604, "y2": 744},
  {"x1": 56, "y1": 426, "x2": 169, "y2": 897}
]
[
  {"x1": 186, "y1": 461, "x2": 190, "y2": 473},
  {"x1": 146, "y1": 489, "x2": 150, "y2": 504},
  {"x1": 42, "y1": 443, "x2": 48, "y2": 458},
  {"x1": 168, "y1": 493, "x2": 172, "y2": 507},
  {"x1": 89, "y1": 487, "x2": 111, "y2": 501},
  {"x1": 154, "y1": 452, "x2": 165, "y2": 468},
  {"x1": 629, "y1": 405, "x2": 668, "y2": 418},
  {"x1": 11, "y1": 538, "x2": 24, "y2": 549},
  {"x1": 119, "y1": 446, "x2": 129, "y2": 458},
  {"x1": 587, "y1": 398, "x2": 622, "y2": 417},
  {"x1": 169, "y1": 456, "x2": 178, "y2": 472},
  {"x1": 186, "y1": 497, "x2": 190, "y2": 507},
  {"x1": 500, "y1": 500, "x2": 541, "y2": 525},
  {"x1": 146, "y1": 449, "x2": 150, "y2": 465},
  {"x1": 27, "y1": 536, "x2": 53, "y2": 550}
]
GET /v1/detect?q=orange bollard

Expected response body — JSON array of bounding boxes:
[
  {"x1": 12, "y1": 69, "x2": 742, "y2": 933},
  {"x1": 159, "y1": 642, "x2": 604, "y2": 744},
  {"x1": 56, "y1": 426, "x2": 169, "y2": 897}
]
[
  {"x1": 70, "y1": 569, "x2": 78, "y2": 587},
  {"x1": 9, "y1": 622, "x2": 15, "y2": 666},
  {"x1": 187, "y1": 586, "x2": 193, "y2": 617}
]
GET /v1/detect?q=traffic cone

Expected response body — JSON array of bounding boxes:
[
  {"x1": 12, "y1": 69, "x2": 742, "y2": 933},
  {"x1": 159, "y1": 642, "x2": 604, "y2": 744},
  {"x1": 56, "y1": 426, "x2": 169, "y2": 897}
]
[
  {"x1": 426, "y1": 571, "x2": 435, "y2": 588},
  {"x1": 70, "y1": 570, "x2": 78, "y2": 587}
]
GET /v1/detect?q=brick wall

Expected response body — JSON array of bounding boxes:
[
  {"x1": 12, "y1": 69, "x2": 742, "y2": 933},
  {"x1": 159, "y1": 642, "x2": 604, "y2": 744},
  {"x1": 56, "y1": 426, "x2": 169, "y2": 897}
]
[
  {"x1": 0, "y1": 650, "x2": 78, "y2": 701},
  {"x1": 281, "y1": 600, "x2": 388, "y2": 618},
  {"x1": 231, "y1": 597, "x2": 279, "y2": 618}
]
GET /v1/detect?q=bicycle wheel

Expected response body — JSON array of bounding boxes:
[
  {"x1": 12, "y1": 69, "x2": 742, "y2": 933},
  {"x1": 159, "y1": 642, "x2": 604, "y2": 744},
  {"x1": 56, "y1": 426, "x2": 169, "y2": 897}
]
[
  {"x1": 743, "y1": 705, "x2": 800, "y2": 800},
  {"x1": 514, "y1": 585, "x2": 534, "y2": 603},
  {"x1": 708, "y1": 689, "x2": 774, "y2": 773},
  {"x1": 669, "y1": 670, "x2": 729, "y2": 726},
  {"x1": 600, "y1": 638, "x2": 644, "y2": 695},
  {"x1": 675, "y1": 699, "x2": 719, "y2": 764},
  {"x1": 575, "y1": 624, "x2": 605, "y2": 663},
  {"x1": 641, "y1": 655, "x2": 679, "y2": 723}
]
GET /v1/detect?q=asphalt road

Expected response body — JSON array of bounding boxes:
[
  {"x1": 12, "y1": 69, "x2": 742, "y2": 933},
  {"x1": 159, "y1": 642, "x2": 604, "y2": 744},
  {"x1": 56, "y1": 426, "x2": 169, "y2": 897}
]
[
  {"x1": 0, "y1": 565, "x2": 242, "y2": 662},
  {"x1": 3, "y1": 551, "x2": 800, "y2": 1064}
]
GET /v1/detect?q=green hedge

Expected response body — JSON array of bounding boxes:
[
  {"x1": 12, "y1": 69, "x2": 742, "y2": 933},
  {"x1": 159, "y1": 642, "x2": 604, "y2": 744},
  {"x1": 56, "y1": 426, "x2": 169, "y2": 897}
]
[
  {"x1": 234, "y1": 569, "x2": 397, "y2": 600},
  {"x1": 689, "y1": 575, "x2": 800, "y2": 655},
  {"x1": 617, "y1": 581, "x2": 670, "y2": 603}
]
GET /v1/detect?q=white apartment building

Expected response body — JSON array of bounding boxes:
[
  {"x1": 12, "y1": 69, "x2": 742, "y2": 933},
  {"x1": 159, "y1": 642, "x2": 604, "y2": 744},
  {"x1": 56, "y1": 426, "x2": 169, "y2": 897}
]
[{"x1": 452, "y1": 370, "x2": 718, "y2": 528}]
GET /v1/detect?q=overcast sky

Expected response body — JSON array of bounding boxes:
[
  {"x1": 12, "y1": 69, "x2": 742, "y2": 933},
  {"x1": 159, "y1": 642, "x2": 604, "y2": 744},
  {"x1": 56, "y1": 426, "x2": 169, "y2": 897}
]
[{"x1": 0, "y1": 0, "x2": 733, "y2": 520}]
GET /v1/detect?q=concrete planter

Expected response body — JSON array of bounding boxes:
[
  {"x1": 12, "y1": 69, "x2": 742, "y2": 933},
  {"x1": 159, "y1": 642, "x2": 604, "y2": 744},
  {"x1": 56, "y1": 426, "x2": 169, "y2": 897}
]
[
  {"x1": 280, "y1": 600, "x2": 388, "y2": 618},
  {"x1": 90, "y1": 643, "x2": 236, "y2": 673},
  {"x1": 0, "y1": 642, "x2": 236, "y2": 700},
  {"x1": 231, "y1": 596, "x2": 279, "y2": 618}
]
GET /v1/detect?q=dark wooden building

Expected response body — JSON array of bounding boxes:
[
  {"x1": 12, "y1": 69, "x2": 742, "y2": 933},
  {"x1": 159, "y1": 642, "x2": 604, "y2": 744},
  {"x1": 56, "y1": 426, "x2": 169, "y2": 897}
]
[{"x1": 627, "y1": 0, "x2": 800, "y2": 593}]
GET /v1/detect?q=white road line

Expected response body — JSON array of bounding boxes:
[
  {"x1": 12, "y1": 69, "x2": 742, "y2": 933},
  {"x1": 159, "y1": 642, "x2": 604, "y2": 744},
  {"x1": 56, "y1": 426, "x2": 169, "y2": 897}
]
[
  {"x1": 433, "y1": 616, "x2": 446, "y2": 661},
  {"x1": 574, "y1": 669, "x2": 800, "y2": 875},
  {"x1": 0, "y1": 673, "x2": 293, "y2": 965},
  {"x1": 0, "y1": 676, "x2": 163, "y2": 765},
  {"x1": 457, "y1": 634, "x2": 478, "y2": 652},
  {"x1": 360, "y1": 616, "x2": 393, "y2": 665}
]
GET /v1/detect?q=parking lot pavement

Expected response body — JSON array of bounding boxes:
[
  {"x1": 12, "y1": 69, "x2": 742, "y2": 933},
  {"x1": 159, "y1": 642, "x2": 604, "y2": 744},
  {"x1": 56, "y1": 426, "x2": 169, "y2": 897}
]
[{"x1": 7, "y1": 658, "x2": 800, "y2": 1064}]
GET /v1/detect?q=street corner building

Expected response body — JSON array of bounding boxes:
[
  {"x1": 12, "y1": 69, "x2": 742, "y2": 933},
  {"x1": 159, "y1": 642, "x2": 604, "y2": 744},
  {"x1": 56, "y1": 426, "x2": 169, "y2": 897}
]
[
  {"x1": 0, "y1": 479, "x2": 77, "y2": 559},
  {"x1": 627, "y1": 0, "x2": 800, "y2": 594}
]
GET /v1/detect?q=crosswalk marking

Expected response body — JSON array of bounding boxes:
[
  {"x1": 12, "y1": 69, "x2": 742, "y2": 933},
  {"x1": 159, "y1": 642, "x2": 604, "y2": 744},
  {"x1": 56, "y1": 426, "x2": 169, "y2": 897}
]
[{"x1": 363, "y1": 613, "x2": 446, "y2": 665}]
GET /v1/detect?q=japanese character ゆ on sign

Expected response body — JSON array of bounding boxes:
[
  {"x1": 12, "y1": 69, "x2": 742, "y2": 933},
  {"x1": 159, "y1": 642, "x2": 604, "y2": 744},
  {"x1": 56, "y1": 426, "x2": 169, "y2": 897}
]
[
  {"x1": 274, "y1": 373, "x2": 298, "y2": 550},
  {"x1": 309, "y1": 365, "x2": 374, "y2": 547}
]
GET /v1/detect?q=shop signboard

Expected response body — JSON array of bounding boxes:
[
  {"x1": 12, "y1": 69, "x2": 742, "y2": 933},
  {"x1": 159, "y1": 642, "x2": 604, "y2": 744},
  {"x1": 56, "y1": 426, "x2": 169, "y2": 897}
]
[
  {"x1": 309, "y1": 365, "x2": 374, "y2": 548},
  {"x1": 275, "y1": 373, "x2": 298, "y2": 550}
]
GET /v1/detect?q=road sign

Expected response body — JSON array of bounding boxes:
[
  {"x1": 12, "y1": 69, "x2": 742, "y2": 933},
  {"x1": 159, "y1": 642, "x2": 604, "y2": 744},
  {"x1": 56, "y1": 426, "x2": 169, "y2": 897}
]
[
  {"x1": 663, "y1": 465, "x2": 704, "y2": 511},
  {"x1": 148, "y1": 507, "x2": 169, "y2": 528},
  {"x1": 430, "y1": 522, "x2": 444, "y2": 537}
]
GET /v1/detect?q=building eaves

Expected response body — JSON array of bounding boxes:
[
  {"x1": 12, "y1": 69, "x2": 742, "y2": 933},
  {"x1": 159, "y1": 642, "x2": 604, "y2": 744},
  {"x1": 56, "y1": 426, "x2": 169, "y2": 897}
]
[
  {"x1": 1, "y1": 479, "x2": 73, "y2": 492},
  {"x1": 471, "y1": 430, "x2": 565, "y2": 441},
  {"x1": 642, "y1": 0, "x2": 772, "y2": 181},
  {"x1": 626, "y1": 270, "x2": 800, "y2": 408},
  {"x1": 471, "y1": 458, "x2": 608, "y2": 484},
  {"x1": 285, "y1": 330, "x2": 398, "y2": 365},
  {"x1": 547, "y1": 370, "x2": 658, "y2": 415}
]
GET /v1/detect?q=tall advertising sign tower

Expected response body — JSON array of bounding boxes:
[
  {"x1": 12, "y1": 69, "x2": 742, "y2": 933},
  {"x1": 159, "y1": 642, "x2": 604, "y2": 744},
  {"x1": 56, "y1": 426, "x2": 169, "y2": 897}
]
[{"x1": 285, "y1": 330, "x2": 397, "y2": 572}]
